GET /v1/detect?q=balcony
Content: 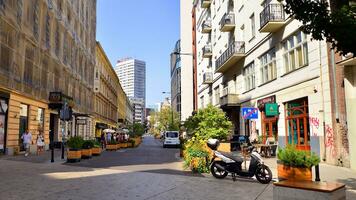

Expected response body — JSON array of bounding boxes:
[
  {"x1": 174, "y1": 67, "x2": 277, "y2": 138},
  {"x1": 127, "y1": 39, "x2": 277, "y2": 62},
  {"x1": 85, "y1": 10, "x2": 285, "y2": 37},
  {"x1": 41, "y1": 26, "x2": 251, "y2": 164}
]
[
  {"x1": 220, "y1": 13, "x2": 235, "y2": 32},
  {"x1": 220, "y1": 88, "x2": 239, "y2": 107},
  {"x1": 203, "y1": 72, "x2": 213, "y2": 84},
  {"x1": 201, "y1": 0, "x2": 212, "y2": 8},
  {"x1": 259, "y1": 4, "x2": 286, "y2": 33},
  {"x1": 201, "y1": 20, "x2": 212, "y2": 33},
  {"x1": 202, "y1": 44, "x2": 212, "y2": 58},
  {"x1": 215, "y1": 41, "x2": 245, "y2": 73}
]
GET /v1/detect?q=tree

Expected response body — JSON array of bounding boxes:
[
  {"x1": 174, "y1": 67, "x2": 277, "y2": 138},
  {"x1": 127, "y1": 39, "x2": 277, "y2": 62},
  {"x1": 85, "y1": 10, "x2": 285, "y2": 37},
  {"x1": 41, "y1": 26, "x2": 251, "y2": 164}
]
[
  {"x1": 128, "y1": 123, "x2": 145, "y2": 137},
  {"x1": 157, "y1": 107, "x2": 180, "y2": 131},
  {"x1": 280, "y1": 0, "x2": 356, "y2": 55},
  {"x1": 184, "y1": 105, "x2": 232, "y2": 141}
]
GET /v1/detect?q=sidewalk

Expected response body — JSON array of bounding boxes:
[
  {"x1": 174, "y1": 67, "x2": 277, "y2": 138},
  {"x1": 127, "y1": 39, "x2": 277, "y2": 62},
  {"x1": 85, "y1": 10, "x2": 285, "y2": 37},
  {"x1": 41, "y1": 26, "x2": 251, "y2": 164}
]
[
  {"x1": 263, "y1": 157, "x2": 356, "y2": 199},
  {"x1": 0, "y1": 148, "x2": 67, "y2": 164}
]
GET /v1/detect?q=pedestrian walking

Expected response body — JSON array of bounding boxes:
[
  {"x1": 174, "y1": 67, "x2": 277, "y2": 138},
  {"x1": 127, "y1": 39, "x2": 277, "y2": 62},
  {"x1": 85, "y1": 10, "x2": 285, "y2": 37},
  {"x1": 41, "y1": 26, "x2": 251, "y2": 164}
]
[
  {"x1": 21, "y1": 129, "x2": 32, "y2": 157},
  {"x1": 36, "y1": 132, "x2": 45, "y2": 155},
  {"x1": 100, "y1": 132, "x2": 106, "y2": 148},
  {"x1": 107, "y1": 132, "x2": 112, "y2": 143}
]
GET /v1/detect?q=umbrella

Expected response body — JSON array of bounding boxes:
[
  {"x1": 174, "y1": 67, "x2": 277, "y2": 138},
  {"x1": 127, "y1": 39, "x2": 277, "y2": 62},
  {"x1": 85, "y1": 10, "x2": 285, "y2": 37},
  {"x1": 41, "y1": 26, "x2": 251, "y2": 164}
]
[{"x1": 103, "y1": 129, "x2": 115, "y2": 133}]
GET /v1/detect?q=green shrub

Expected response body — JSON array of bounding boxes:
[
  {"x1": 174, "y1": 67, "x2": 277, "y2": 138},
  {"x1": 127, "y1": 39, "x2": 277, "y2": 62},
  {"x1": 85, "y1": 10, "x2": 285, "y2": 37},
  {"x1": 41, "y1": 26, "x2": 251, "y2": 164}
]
[
  {"x1": 82, "y1": 140, "x2": 94, "y2": 149},
  {"x1": 183, "y1": 139, "x2": 210, "y2": 173},
  {"x1": 107, "y1": 140, "x2": 117, "y2": 145},
  {"x1": 277, "y1": 145, "x2": 320, "y2": 168},
  {"x1": 128, "y1": 139, "x2": 135, "y2": 146},
  {"x1": 93, "y1": 140, "x2": 101, "y2": 148},
  {"x1": 67, "y1": 136, "x2": 84, "y2": 150}
]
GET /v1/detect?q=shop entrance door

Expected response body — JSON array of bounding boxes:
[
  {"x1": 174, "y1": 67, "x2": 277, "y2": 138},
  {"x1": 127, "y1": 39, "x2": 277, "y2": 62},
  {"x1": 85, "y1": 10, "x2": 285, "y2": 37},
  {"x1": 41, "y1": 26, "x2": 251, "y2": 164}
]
[
  {"x1": 262, "y1": 113, "x2": 278, "y2": 144},
  {"x1": 18, "y1": 104, "x2": 29, "y2": 151},
  {"x1": 284, "y1": 97, "x2": 310, "y2": 151}
]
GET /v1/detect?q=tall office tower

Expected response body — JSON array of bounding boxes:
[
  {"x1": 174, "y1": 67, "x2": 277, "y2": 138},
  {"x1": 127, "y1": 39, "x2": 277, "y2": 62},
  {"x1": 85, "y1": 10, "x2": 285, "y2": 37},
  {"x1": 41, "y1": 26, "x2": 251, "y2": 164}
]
[{"x1": 115, "y1": 58, "x2": 146, "y2": 123}]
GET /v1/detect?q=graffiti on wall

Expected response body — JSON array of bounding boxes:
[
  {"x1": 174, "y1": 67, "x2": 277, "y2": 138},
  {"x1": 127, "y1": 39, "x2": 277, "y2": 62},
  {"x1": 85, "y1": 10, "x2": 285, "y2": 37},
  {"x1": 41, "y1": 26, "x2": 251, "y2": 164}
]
[
  {"x1": 325, "y1": 124, "x2": 337, "y2": 157},
  {"x1": 309, "y1": 117, "x2": 320, "y2": 136}
]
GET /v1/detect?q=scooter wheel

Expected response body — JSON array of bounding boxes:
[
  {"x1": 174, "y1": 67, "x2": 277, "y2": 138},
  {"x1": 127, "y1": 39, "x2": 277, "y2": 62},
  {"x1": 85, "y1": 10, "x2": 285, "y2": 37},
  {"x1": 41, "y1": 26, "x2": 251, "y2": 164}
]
[
  {"x1": 255, "y1": 165, "x2": 272, "y2": 184},
  {"x1": 211, "y1": 161, "x2": 228, "y2": 179}
]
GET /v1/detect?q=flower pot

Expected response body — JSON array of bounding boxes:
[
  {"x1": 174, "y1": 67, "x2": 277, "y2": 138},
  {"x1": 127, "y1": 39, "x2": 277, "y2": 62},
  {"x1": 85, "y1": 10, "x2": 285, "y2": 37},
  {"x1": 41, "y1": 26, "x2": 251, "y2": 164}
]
[
  {"x1": 277, "y1": 162, "x2": 312, "y2": 181},
  {"x1": 67, "y1": 149, "x2": 81, "y2": 162},
  {"x1": 92, "y1": 147, "x2": 102, "y2": 156},
  {"x1": 106, "y1": 144, "x2": 117, "y2": 151},
  {"x1": 81, "y1": 149, "x2": 92, "y2": 159}
]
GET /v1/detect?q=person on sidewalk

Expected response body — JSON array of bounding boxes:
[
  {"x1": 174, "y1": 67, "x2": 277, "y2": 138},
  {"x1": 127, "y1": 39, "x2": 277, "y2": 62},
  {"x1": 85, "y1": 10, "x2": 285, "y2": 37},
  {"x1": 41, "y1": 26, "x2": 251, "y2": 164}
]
[
  {"x1": 106, "y1": 132, "x2": 112, "y2": 144},
  {"x1": 36, "y1": 132, "x2": 45, "y2": 155},
  {"x1": 21, "y1": 129, "x2": 32, "y2": 157},
  {"x1": 100, "y1": 132, "x2": 106, "y2": 149}
]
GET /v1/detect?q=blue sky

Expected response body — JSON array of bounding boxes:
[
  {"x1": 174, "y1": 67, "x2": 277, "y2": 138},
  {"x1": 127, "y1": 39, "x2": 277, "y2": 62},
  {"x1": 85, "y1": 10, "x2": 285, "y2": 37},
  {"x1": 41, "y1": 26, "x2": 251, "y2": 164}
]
[{"x1": 96, "y1": 0, "x2": 180, "y2": 106}]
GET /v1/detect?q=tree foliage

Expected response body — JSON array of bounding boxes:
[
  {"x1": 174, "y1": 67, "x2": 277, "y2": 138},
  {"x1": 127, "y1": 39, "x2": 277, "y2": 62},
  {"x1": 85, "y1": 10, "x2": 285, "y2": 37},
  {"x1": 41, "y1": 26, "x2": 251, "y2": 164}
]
[
  {"x1": 128, "y1": 122, "x2": 145, "y2": 137},
  {"x1": 280, "y1": 0, "x2": 356, "y2": 55},
  {"x1": 157, "y1": 106, "x2": 180, "y2": 131},
  {"x1": 184, "y1": 104, "x2": 232, "y2": 141}
]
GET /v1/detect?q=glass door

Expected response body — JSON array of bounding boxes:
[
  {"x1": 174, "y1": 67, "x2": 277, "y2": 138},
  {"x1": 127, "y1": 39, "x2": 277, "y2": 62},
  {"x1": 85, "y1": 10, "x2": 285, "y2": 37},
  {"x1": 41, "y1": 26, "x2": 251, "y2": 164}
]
[{"x1": 19, "y1": 104, "x2": 29, "y2": 151}]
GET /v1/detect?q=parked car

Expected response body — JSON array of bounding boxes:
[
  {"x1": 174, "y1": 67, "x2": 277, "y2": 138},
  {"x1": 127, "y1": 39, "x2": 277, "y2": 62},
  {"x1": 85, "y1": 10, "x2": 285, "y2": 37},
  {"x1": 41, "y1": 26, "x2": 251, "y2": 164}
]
[{"x1": 163, "y1": 131, "x2": 180, "y2": 148}]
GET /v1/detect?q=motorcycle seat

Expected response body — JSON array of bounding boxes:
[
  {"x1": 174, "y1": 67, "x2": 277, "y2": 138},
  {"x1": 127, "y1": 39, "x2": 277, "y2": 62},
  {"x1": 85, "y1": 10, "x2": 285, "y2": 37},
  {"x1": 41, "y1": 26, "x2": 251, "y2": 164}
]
[{"x1": 219, "y1": 151, "x2": 243, "y2": 163}]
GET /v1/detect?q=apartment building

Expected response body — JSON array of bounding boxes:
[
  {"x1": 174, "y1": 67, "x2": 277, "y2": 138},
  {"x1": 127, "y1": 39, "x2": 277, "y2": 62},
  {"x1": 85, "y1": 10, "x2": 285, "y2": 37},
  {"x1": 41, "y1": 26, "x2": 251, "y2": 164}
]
[
  {"x1": 170, "y1": 40, "x2": 182, "y2": 120},
  {"x1": 192, "y1": 0, "x2": 350, "y2": 167},
  {"x1": 115, "y1": 58, "x2": 146, "y2": 123},
  {"x1": 94, "y1": 42, "x2": 120, "y2": 138},
  {"x1": 180, "y1": 0, "x2": 194, "y2": 121},
  {"x1": 0, "y1": 0, "x2": 96, "y2": 154}
]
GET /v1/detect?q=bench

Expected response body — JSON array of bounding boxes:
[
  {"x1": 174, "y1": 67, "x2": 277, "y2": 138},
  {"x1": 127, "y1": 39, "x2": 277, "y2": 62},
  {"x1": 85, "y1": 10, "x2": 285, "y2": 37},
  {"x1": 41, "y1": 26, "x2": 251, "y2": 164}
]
[{"x1": 273, "y1": 180, "x2": 346, "y2": 200}]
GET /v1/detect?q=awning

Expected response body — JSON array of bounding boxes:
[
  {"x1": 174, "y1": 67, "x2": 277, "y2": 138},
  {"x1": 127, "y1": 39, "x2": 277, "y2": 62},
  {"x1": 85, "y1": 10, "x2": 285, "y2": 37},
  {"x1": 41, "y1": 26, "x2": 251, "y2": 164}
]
[
  {"x1": 96, "y1": 123, "x2": 108, "y2": 129},
  {"x1": 103, "y1": 129, "x2": 115, "y2": 133}
]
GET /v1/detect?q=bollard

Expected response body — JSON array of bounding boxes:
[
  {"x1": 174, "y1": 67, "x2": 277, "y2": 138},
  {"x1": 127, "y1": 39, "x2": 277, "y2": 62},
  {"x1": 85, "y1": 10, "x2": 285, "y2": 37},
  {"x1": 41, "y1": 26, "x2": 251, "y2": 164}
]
[{"x1": 315, "y1": 164, "x2": 320, "y2": 181}]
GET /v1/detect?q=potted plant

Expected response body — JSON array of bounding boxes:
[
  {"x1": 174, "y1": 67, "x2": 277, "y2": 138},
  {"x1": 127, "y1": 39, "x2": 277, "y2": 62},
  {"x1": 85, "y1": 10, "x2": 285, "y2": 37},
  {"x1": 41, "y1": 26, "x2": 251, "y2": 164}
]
[
  {"x1": 92, "y1": 140, "x2": 102, "y2": 156},
  {"x1": 106, "y1": 140, "x2": 117, "y2": 151},
  {"x1": 128, "y1": 139, "x2": 135, "y2": 148},
  {"x1": 81, "y1": 140, "x2": 94, "y2": 159},
  {"x1": 277, "y1": 145, "x2": 320, "y2": 181},
  {"x1": 67, "y1": 136, "x2": 83, "y2": 162}
]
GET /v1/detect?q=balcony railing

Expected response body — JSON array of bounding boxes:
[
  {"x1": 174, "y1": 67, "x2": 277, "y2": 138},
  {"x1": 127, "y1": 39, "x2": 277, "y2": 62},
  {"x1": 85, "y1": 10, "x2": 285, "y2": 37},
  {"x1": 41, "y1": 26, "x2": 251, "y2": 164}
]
[
  {"x1": 201, "y1": 0, "x2": 212, "y2": 8},
  {"x1": 201, "y1": 19, "x2": 212, "y2": 33},
  {"x1": 259, "y1": 4, "x2": 285, "y2": 32},
  {"x1": 220, "y1": 13, "x2": 235, "y2": 32},
  {"x1": 203, "y1": 72, "x2": 213, "y2": 84},
  {"x1": 215, "y1": 41, "x2": 245, "y2": 73},
  {"x1": 202, "y1": 44, "x2": 212, "y2": 58},
  {"x1": 220, "y1": 87, "x2": 239, "y2": 107}
]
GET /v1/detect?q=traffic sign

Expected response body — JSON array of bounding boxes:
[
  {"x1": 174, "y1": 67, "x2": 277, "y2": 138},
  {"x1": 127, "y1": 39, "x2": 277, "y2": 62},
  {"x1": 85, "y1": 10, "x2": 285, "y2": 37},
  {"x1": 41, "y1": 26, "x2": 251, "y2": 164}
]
[{"x1": 242, "y1": 107, "x2": 258, "y2": 119}]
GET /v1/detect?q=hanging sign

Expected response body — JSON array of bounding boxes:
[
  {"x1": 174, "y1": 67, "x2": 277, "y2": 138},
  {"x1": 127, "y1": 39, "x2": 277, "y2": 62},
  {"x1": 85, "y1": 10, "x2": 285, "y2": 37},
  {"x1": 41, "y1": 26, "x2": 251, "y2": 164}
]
[
  {"x1": 265, "y1": 103, "x2": 279, "y2": 116},
  {"x1": 242, "y1": 107, "x2": 258, "y2": 119}
]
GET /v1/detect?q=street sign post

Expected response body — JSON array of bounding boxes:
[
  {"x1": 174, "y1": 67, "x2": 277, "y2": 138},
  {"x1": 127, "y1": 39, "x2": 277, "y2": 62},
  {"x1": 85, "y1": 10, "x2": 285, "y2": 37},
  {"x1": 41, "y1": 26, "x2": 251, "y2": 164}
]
[{"x1": 242, "y1": 107, "x2": 258, "y2": 119}]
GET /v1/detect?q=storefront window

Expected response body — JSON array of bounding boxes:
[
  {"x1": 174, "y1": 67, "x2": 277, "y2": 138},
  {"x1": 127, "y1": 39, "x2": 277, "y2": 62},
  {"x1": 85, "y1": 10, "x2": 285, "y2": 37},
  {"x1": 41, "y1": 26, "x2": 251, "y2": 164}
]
[{"x1": 284, "y1": 97, "x2": 310, "y2": 150}]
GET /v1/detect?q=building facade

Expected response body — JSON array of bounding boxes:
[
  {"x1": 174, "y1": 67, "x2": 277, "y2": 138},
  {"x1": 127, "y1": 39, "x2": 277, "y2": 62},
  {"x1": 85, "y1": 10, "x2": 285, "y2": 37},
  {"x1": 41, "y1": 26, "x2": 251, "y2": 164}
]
[
  {"x1": 115, "y1": 58, "x2": 146, "y2": 123},
  {"x1": 125, "y1": 96, "x2": 134, "y2": 125},
  {"x1": 180, "y1": 0, "x2": 194, "y2": 121},
  {"x1": 191, "y1": 0, "x2": 349, "y2": 167},
  {"x1": 94, "y1": 42, "x2": 120, "y2": 138},
  {"x1": 0, "y1": 0, "x2": 96, "y2": 154},
  {"x1": 170, "y1": 40, "x2": 182, "y2": 120}
]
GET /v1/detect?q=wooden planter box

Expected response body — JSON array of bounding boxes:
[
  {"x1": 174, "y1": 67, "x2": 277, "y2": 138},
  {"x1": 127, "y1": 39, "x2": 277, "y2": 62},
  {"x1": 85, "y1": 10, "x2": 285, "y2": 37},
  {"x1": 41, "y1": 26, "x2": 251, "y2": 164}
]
[
  {"x1": 81, "y1": 149, "x2": 92, "y2": 159},
  {"x1": 67, "y1": 149, "x2": 81, "y2": 162},
  {"x1": 92, "y1": 147, "x2": 102, "y2": 156},
  {"x1": 127, "y1": 143, "x2": 133, "y2": 148},
  {"x1": 106, "y1": 144, "x2": 117, "y2": 151},
  {"x1": 122, "y1": 143, "x2": 128, "y2": 148},
  {"x1": 277, "y1": 162, "x2": 312, "y2": 181}
]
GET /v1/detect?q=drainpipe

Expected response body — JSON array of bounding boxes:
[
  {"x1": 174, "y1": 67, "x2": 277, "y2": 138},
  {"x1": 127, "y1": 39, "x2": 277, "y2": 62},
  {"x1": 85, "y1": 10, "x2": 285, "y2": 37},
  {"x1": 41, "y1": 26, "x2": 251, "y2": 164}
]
[
  {"x1": 319, "y1": 41, "x2": 327, "y2": 161},
  {"x1": 330, "y1": 49, "x2": 339, "y2": 122}
]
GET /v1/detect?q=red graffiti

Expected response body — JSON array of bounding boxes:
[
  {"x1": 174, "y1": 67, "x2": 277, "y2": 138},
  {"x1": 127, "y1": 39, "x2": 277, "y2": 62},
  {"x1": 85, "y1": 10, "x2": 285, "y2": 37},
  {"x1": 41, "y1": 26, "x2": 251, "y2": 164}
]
[
  {"x1": 309, "y1": 117, "x2": 320, "y2": 129},
  {"x1": 325, "y1": 125, "x2": 334, "y2": 148}
]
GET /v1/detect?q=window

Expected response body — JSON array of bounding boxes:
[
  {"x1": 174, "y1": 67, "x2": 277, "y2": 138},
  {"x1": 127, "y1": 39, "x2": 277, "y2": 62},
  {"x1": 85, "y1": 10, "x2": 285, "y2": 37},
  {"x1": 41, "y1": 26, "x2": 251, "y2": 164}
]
[
  {"x1": 214, "y1": 86, "x2": 220, "y2": 105},
  {"x1": 283, "y1": 31, "x2": 308, "y2": 73},
  {"x1": 250, "y1": 14, "x2": 255, "y2": 39},
  {"x1": 260, "y1": 49, "x2": 277, "y2": 84},
  {"x1": 244, "y1": 62, "x2": 255, "y2": 91}
]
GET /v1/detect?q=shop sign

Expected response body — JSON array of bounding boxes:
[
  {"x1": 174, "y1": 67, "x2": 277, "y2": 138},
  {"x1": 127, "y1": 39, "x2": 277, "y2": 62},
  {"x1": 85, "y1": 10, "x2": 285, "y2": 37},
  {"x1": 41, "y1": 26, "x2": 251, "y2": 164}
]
[
  {"x1": 265, "y1": 103, "x2": 279, "y2": 116},
  {"x1": 242, "y1": 107, "x2": 258, "y2": 119},
  {"x1": 49, "y1": 92, "x2": 75, "y2": 109}
]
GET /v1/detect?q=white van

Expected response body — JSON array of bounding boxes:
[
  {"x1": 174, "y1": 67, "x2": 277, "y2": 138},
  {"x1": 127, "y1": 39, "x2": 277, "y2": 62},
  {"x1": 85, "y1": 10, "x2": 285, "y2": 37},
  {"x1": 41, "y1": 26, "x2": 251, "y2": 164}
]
[{"x1": 163, "y1": 131, "x2": 180, "y2": 148}]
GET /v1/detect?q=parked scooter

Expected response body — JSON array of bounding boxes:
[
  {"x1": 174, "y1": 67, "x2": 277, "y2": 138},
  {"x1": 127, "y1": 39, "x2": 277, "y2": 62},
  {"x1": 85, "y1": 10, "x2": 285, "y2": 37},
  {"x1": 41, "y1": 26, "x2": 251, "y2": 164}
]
[{"x1": 207, "y1": 139, "x2": 272, "y2": 184}]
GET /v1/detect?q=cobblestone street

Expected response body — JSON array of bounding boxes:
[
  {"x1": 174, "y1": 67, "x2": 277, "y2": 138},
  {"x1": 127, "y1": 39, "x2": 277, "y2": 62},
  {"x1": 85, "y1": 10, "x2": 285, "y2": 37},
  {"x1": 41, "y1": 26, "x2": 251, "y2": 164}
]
[{"x1": 0, "y1": 136, "x2": 273, "y2": 200}]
